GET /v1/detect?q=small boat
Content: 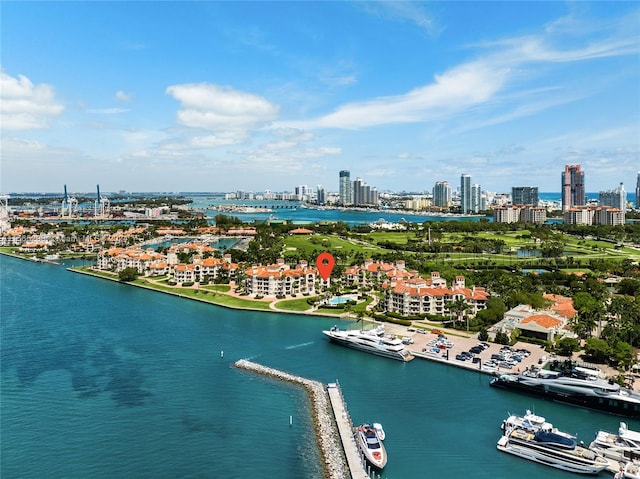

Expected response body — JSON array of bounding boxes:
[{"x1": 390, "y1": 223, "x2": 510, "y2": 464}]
[
  {"x1": 355, "y1": 424, "x2": 387, "y2": 470},
  {"x1": 373, "y1": 422, "x2": 385, "y2": 441}
]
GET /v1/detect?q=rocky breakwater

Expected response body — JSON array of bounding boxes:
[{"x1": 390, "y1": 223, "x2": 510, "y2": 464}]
[{"x1": 234, "y1": 359, "x2": 349, "y2": 479}]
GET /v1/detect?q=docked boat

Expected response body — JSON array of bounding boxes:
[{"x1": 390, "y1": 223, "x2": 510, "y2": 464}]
[
  {"x1": 501, "y1": 409, "x2": 575, "y2": 440},
  {"x1": 355, "y1": 424, "x2": 387, "y2": 470},
  {"x1": 497, "y1": 422, "x2": 609, "y2": 474},
  {"x1": 590, "y1": 422, "x2": 640, "y2": 463},
  {"x1": 490, "y1": 363, "x2": 640, "y2": 418},
  {"x1": 322, "y1": 325, "x2": 414, "y2": 362},
  {"x1": 373, "y1": 422, "x2": 385, "y2": 441}
]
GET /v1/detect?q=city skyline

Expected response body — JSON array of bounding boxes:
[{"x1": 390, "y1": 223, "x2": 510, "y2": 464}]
[{"x1": 2, "y1": 2, "x2": 639, "y2": 194}]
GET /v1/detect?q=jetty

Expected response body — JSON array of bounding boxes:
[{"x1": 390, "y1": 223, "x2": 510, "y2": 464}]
[{"x1": 234, "y1": 360, "x2": 376, "y2": 479}]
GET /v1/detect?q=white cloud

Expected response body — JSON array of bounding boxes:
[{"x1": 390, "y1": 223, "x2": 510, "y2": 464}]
[
  {"x1": 87, "y1": 108, "x2": 130, "y2": 114},
  {"x1": 292, "y1": 61, "x2": 508, "y2": 129},
  {"x1": 362, "y1": 1, "x2": 440, "y2": 36},
  {"x1": 115, "y1": 90, "x2": 133, "y2": 102},
  {"x1": 166, "y1": 82, "x2": 280, "y2": 133},
  {"x1": 0, "y1": 71, "x2": 64, "y2": 130}
]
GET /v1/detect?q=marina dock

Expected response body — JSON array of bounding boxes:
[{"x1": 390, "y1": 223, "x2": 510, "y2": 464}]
[
  {"x1": 234, "y1": 360, "x2": 380, "y2": 479},
  {"x1": 326, "y1": 382, "x2": 371, "y2": 479}
]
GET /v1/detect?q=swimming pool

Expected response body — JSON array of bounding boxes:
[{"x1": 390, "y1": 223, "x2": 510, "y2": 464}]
[{"x1": 329, "y1": 294, "x2": 357, "y2": 305}]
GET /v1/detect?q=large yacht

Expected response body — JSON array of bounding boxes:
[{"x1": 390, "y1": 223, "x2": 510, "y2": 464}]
[
  {"x1": 490, "y1": 363, "x2": 640, "y2": 418},
  {"x1": 322, "y1": 325, "x2": 414, "y2": 362},
  {"x1": 590, "y1": 422, "x2": 640, "y2": 464},
  {"x1": 355, "y1": 424, "x2": 387, "y2": 470},
  {"x1": 497, "y1": 421, "x2": 609, "y2": 474},
  {"x1": 501, "y1": 409, "x2": 575, "y2": 439}
]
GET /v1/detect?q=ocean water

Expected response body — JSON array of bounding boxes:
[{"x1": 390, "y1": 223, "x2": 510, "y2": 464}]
[{"x1": 2, "y1": 254, "x2": 639, "y2": 479}]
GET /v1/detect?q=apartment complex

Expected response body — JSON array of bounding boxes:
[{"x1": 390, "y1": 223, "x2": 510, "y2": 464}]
[
  {"x1": 564, "y1": 206, "x2": 625, "y2": 226},
  {"x1": 493, "y1": 205, "x2": 547, "y2": 224}
]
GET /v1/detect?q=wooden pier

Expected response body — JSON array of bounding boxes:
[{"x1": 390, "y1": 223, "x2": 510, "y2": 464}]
[{"x1": 327, "y1": 382, "x2": 377, "y2": 479}]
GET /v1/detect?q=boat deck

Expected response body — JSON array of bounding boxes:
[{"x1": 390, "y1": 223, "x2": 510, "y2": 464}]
[{"x1": 327, "y1": 383, "x2": 371, "y2": 479}]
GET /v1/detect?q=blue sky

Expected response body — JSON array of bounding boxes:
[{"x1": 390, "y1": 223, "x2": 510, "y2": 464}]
[{"x1": 2, "y1": 1, "x2": 639, "y2": 195}]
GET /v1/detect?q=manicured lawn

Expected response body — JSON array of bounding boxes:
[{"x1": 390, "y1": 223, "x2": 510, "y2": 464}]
[{"x1": 274, "y1": 296, "x2": 317, "y2": 312}]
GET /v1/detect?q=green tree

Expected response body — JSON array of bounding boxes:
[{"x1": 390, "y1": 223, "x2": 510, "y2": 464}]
[
  {"x1": 118, "y1": 267, "x2": 139, "y2": 282},
  {"x1": 555, "y1": 337, "x2": 579, "y2": 356},
  {"x1": 583, "y1": 337, "x2": 611, "y2": 363}
]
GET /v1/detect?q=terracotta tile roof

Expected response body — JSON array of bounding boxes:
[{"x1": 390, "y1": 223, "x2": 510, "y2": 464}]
[{"x1": 521, "y1": 314, "x2": 562, "y2": 329}]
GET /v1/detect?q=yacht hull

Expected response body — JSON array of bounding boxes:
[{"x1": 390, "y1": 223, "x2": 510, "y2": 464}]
[{"x1": 491, "y1": 375, "x2": 640, "y2": 419}]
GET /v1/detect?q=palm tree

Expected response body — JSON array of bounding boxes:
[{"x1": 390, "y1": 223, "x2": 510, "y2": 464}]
[{"x1": 446, "y1": 296, "x2": 470, "y2": 330}]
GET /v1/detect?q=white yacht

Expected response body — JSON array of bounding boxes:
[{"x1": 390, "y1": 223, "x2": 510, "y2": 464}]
[
  {"x1": 501, "y1": 409, "x2": 571, "y2": 437},
  {"x1": 322, "y1": 325, "x2": 414, "y2": 362},
  {"x1": 590, "y1": 422, "x2": 640, "y2": 464},
  {"x1": 491, "y1": 364, "x2": 640, "y2": 418},
  {"x1": 498, "y1": 421, "x2": 609, "y2": 474},
  {"x1": 355, "y1": 424, "x2": 387, "y2": 470}
]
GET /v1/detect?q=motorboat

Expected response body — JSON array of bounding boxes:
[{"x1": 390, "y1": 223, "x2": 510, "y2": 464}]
[
  {"x1": 501, "y1": 409, "x2": 575, "y2": 440},
  {"x1": 322, "y1": 325, "x2": 414, "y2": 361},
  {"x1": 615, "y1": 461, "x2": 640, "y2": 479},
  {"x1": 490, "y1": 363, "x2": 640, "y2": 418},
  {"x1": 590, "y1": 422, "x2": 640, "y2": 463},
  {"x1": 373, "y1": 422, "x2": 385, "y2": 441},
  {"x1": 355, "y1": 424, "x2": 387, "y2": 470},
  {"x1": 497, "y1": 423, "x2": 609, "y2": 474}
]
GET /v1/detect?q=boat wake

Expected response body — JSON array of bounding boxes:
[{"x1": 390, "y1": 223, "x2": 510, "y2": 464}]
[{"x1": 285, "y1": 341, "x2": 314, "y2": 350}]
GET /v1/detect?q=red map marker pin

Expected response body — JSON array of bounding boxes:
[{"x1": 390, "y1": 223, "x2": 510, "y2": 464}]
[{"x1": 316, "y1": 252, "x2": 335, "y2": 281}]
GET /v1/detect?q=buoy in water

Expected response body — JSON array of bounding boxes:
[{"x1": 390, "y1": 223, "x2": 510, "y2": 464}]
[{"x1": 220, "y1": 350, "x2": 224, "y2": 358}]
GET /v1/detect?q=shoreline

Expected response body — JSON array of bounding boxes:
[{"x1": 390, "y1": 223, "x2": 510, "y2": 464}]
[{"x1": 233, "y1": 359, "x2": 349, "y2": 479}]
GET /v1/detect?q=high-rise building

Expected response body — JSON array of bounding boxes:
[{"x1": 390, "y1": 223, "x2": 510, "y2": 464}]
[
  {"x1": 460, "y1": 174, "x2": 472, "y2": 214},
  {"x1": 471, "y1": 184, "x2": 482, "y2": 213},
  {"x1": 432, "y1": 181, "x2": 452, "y2": 208},
  {"x1": 316, "y1": 185, "x2": 326, "y2": 206},
  {"x1": 512, "y1": 186, "x2": 539, "y2": 206},
  {"x1": 636, "y1": 172, "x2": 640, "y2": 209},
  {"x1": 352, "y1": 177, "x2": 378, "y2": 206},
  {"x1": 599, "y1": 183, "x2": 626, "y2": 213},
  {"x1": 561, "y1": 164, "x2": 585, "y2": 212},
  {"x1": 339, "y1": 170, "x2": 352, "y2": 205}
]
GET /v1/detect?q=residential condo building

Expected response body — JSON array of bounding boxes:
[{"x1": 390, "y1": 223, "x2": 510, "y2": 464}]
[
  {"x1": 561, "y1": 164, "x2": 586, "y2": 212},
  {"x1": 432, "y1": 181, "x2": 452, "y2": 208},
  {"x1": 599, "y1": 183, "x2": 626, "y2": 213},
  {"x1": 339, "y1": 170, "x2": 352, "y2": 205},
  {"x1": 460, "y1": 174, "x2": 472, "y2": 214},
  {"x1": 512, "y1": 186, "x2": 539, "y2": 206}
]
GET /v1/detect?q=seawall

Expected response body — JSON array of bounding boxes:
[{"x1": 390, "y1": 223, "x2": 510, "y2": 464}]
[{"x1": 234, "y1": 359, "x2": 349, "y2": 479}]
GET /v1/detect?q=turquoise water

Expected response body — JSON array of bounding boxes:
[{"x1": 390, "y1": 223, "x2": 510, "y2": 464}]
[
  {"x1": 2, "y1": 254, "x2": 639, "y2": 478},
  {"x1": 329, "y1": 295, "x2": 357, "y2": 305}
]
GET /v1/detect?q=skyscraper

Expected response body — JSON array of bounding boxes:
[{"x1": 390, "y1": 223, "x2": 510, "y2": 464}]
[
  {"x1": 636, "y1": 172, "x2": 640, "y2": 209},
  {"x1": 432, "y1": 181, "x2": 452, "y2": 208},
  {"x1": 599, "y1": 183, "x2": 626, "y2": 213},
  {"x1": 316, "y1": 185, "x2": 326, "y2": 205},
  {"x1": 460, "y1": 174, "x2": 471, "y2": 214},
  {"x1": 471, "y1": 184, "x2": 482, "y2": 213},
  {"x1": 512, "y1": 186, "x2": 539, "y2": 206},
  {"x1": 561, "y1": 164, "x2": 585, "y2": 212},
  {"x1": 339, "y1": 170, "x2": 351, "y2": 205}
]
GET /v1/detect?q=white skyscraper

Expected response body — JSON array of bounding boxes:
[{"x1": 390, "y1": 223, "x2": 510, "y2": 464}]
[{"x1": 460, "y1": 174, "x2": 472, "y2": 214}]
